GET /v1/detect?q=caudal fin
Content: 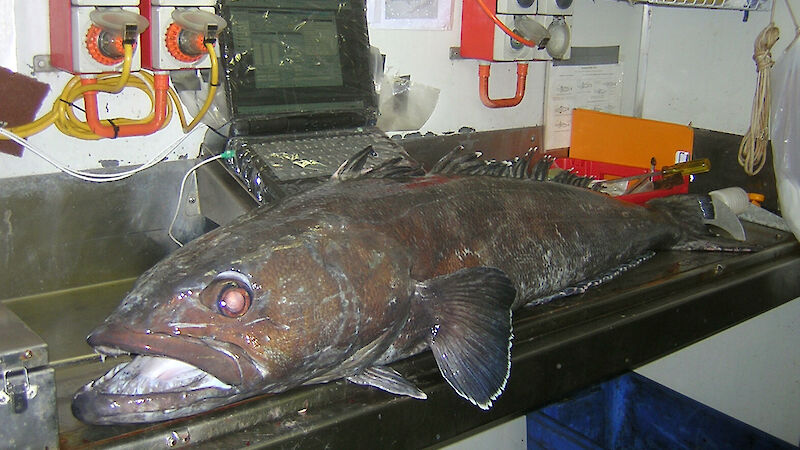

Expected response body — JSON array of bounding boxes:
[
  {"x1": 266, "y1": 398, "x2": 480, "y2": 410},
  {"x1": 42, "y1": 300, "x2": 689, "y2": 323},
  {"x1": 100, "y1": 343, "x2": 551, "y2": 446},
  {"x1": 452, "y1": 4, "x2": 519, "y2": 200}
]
[{"x1": 646, "y1": 195, "x2": 760, "y2": 251}]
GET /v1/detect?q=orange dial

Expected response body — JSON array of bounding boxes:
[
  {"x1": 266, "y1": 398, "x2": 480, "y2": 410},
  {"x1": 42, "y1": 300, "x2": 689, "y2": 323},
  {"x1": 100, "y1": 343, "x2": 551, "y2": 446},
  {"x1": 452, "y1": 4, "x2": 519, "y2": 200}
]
[
  {"x1": 86, "y1": 24, "x2": 133, "y2": 66},
  {"x1": 165, "y1": 23, "x2": 206, "y2": 63}
]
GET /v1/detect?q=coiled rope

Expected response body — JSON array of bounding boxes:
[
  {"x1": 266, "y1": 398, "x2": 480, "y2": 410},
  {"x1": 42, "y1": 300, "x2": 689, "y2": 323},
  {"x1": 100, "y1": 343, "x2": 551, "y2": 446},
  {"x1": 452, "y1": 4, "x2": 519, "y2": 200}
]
[{"x1": 738, "y1": 2, "x2": 780, "y2": 176}]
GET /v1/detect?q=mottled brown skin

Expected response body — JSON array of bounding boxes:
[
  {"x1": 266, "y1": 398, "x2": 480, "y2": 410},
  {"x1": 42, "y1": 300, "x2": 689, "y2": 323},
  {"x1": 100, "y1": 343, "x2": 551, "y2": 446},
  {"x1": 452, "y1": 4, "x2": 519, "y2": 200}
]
[{"x1": 79, "y1": 174, "x2": 683, "y2": 422}]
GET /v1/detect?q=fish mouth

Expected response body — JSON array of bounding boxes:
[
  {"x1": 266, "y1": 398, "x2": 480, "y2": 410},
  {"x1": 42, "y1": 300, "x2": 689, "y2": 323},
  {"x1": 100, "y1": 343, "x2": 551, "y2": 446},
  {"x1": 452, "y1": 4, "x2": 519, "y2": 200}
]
[
  {"x1": 72, "y1": 325, "x2": 263, "y2": 424},
  {"x1": 72, "y1": 355, "x2": 243, "y2": 424}
]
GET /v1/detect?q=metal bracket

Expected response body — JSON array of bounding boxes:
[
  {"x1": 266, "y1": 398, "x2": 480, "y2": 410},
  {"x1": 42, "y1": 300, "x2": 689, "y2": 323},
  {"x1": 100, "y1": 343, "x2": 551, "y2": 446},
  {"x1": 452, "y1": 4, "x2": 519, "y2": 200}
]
[
  {"x1": 449, "y1": 47, "x2": 465, "y2": 60},
  {"x1": 32, "y1": 55, "x2": 58, "y2": 73}
]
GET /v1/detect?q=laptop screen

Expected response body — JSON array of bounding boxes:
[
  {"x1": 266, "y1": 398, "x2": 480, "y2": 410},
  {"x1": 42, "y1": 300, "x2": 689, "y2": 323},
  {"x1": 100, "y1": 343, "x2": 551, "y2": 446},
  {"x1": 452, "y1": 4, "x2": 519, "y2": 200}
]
[{"x1": 219, "y1": 0, "x2": 378, "y2": 134}]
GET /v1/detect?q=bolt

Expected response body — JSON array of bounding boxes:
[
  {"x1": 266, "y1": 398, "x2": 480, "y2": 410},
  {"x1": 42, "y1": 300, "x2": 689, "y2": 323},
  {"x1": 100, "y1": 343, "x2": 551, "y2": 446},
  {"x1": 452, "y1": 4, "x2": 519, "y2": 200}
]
[
  {"x1": 188, "y1": 197, "x2": 196, "y2": 204},
  {"x1": 22, "y1": 350, "x2": 33, "y2": 360}
]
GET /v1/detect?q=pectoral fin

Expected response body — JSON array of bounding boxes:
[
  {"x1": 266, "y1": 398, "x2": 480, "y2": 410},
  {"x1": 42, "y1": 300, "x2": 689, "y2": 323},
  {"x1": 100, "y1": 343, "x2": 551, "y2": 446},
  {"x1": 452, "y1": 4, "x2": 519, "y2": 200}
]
[
  {"x1": 417, "y1": 267, "x2": 516, "y2": 409},
  {"x1": 347, "y1": 366, "x2": 427, "y2": 399}
]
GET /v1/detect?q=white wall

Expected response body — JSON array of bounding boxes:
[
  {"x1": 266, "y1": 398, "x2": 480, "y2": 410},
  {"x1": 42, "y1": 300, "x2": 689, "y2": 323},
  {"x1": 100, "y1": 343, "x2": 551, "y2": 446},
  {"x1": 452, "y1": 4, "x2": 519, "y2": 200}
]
[
  {"x1": 642, "y1": 3, "x2": 799, "y2": 134},
  {"x1": 0, "y1": 0, "x2": 15, "y2": 72}
]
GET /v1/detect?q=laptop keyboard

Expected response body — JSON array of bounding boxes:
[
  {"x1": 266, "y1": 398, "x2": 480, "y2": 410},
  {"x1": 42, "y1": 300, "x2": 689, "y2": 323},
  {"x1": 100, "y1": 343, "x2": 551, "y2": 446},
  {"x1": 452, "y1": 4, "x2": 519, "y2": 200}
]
[{"x1": 223, "y1": 127, "x2": 406, "y2": 204}]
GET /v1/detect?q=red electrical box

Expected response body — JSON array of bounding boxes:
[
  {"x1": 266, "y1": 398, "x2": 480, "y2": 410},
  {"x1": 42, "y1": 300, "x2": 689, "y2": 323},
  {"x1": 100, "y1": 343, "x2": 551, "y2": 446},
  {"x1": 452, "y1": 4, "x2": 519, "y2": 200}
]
[
  {"x1": 49, "y1": 0, "x2": 147, "y2": 74},
  {"x1": 460, "y1": 0, "x2": 572, "y2": 62},
  {"x1": 139, "y1": 0, "x2": 225, "y2": 70}
]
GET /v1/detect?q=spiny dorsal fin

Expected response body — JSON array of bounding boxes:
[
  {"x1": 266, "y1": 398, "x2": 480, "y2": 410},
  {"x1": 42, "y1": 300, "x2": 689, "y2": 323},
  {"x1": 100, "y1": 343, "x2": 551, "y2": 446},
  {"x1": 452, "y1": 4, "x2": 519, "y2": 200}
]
[
  {"x1": 332, "y1": 146, "x2": 425, "y2": 181},
  {"x1": 429, "y1": 146, "x2": 533, "y2": 180},
  {"x1": 533, "y1": 155, "x2": 598, "y2": 188},
  {"x1": 416, "y1": 267, "x2": 516, "y2": 409},
  {"x1": 429, "y1": 147, "x2": 599, "y2": 189}
]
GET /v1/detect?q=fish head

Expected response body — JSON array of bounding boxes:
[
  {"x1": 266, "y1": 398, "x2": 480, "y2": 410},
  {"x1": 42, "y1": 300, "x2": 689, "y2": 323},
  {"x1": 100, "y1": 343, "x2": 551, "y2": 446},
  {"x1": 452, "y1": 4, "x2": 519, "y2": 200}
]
[{"x1": 73, "y1": 219, "x2": 414, "y2": 424}]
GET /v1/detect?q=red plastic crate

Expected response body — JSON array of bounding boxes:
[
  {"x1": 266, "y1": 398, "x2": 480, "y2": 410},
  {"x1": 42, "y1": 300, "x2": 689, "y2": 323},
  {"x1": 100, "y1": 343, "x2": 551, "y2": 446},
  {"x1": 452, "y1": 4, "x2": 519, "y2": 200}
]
[{"x1": 553, "y1": 157, "x2": 689, "y2": 205}]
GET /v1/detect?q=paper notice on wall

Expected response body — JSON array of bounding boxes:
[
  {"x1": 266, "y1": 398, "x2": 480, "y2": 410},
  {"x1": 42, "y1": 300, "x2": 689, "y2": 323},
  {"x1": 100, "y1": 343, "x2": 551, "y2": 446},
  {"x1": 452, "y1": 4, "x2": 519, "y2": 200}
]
[
  {"x1": 367, "y1": 0, "x2": 454, "y2": 30},
  {"x1": 544, "y1": 63, "x2": 624, "y2": 150}
]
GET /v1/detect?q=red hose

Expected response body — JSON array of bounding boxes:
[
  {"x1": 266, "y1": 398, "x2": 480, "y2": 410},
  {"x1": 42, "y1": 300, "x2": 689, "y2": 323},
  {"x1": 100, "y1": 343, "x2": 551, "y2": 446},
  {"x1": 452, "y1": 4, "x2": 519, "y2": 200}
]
[
  {"x1": 81, "y1": 74, "x2": 169, "y2": 138},
  {"x1": 479, "y1": 63, "x2": 528, "y2": 108}
]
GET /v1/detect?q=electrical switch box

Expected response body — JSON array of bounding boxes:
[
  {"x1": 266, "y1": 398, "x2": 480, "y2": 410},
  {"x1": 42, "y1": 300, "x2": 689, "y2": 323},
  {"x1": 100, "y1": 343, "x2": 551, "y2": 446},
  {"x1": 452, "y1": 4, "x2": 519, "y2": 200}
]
[
  {"x1": 496, "y1": 0, "x2": 537, "y2": 15},
  {"x1": 492, "y1": 15, "x2": 536, "y2": 61},
  {"x1": 461, "y1": 0, "x2": 536, "y2": 61},
  {"x1": 140, "y1": 0, "x2": 226, "y2": 70},
  {"x1": 49, "y1": 1, "x2": 148, "y2": 74},
  {"x1": 460, "y1": 1, "x2": 571, "y2": 61},
  {"x1": 532, "y1": 15, "x2": 572, "y2": 60},
  {"x1": 538, "y1": 0, "x2": 574, "y2": 16}
]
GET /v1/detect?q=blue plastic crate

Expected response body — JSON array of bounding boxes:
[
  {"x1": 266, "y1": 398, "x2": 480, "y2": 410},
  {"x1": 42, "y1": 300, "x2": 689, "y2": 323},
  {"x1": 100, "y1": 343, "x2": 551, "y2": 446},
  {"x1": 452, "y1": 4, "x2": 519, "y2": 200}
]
[{"x1": 527, "y1": 373, "x2": 796, "y2": 449}]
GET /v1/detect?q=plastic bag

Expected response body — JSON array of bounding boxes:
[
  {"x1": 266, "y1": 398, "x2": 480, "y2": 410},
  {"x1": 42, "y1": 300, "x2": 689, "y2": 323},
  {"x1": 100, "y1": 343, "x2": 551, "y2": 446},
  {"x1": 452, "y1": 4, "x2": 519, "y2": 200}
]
[
  {"x1": 770, "y1": 34, "x2": 800, "y2": 242},
  {"x1": 376, "y1": 74, "x2": 440, "y2": 132},
  {"x1": 171, "y1": 69, "x2": 230, "y2": 130}
]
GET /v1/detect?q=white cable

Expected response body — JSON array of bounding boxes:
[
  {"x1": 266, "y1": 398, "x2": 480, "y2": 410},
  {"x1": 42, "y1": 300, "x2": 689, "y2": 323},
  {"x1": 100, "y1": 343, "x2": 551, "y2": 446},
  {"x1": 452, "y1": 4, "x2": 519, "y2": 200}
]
[
  {"x1": 0, "y1": 125, "x2": 205, "y2": 182},
  {"x1": 167, "y1": 153, "x2": 225, "y2": 247},
  {"x1": 787, "y1": 0, "x2": 799, "y2": 32}
]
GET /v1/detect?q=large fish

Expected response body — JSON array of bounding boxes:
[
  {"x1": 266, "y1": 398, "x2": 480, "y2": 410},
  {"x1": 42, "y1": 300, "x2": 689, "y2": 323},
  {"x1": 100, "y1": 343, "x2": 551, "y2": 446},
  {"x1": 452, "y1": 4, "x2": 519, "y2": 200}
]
[{"x1": 72, "y1": 148, "x2": 732, "y2": 424}]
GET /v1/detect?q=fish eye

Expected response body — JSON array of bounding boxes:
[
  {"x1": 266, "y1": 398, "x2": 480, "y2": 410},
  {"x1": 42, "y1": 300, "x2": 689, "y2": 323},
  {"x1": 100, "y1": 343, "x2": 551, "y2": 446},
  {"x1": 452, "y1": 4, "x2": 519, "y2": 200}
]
[
  {"x1": 217, "y1": 284, "x2": 251, "y2": 318},
  {"x1": 200, "y1": 271, "x2": 254, "y2": 318}
]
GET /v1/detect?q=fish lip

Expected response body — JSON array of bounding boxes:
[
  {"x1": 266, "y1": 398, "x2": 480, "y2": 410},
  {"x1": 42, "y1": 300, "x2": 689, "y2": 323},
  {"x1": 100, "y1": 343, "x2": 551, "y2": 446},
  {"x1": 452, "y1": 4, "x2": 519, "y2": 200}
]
[
  {"x1": 87, "y1": 324, "x2": 261, "y2": 388},
  {"x1": 72, "y1": 382, "x2": 240, "y2": 425}
]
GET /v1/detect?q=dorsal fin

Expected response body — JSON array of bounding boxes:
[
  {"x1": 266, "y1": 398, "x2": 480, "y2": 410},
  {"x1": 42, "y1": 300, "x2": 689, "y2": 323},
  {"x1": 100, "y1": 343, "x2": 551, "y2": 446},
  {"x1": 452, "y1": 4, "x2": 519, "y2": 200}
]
[
  {"x1": 429, "y1": 147, "x2": 600, "y2": 189},
  {"x1": 533, "y1": 155, "x2": 598, "y2": 188},
  {"x1": 429, "y1": 146, "x2": 533, "y2": 180},
  {"x1": 332, "y1": 146, "x2": 425, "y2": 181}
]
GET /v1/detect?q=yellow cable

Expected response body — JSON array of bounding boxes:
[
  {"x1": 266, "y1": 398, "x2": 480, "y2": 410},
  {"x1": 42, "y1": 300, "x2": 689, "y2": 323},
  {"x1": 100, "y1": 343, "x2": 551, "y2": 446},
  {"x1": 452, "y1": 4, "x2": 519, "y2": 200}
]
[
  {"x1": 4, "y1": 44, "x2": 139, "y2": 140},
  {"x1": 3, "y1": 41, "x2": 218, "y2": 140},
  {"x1": 103, "y1": 43, "x2": 133, "y2": 94},
  {"x1": 182, "y1": 42, "x2": 219, "y2": 132},
  {"x1": 58, "y1": 71, "x2": 172, "y2": 140}
]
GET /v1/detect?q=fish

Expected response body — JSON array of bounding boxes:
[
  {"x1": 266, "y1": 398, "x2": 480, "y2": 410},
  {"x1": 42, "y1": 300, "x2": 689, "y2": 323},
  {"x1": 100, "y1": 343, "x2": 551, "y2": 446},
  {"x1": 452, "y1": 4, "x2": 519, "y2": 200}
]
[{"x1": 72, "y1": 147, "x2": 740, "y2": 424}]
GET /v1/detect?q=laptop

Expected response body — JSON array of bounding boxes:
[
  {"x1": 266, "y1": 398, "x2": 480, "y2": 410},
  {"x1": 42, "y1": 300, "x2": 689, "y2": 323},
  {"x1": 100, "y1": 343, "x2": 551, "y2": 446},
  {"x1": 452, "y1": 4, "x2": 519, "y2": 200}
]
[{"x1": 214, "y1": 0, "x2": 404, "y2": 205}]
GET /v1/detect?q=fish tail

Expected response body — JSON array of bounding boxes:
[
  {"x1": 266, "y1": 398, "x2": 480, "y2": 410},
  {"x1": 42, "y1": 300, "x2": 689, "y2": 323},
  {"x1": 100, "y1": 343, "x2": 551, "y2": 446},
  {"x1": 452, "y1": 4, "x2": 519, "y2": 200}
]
[
  {"x1": 647, "y1": 195, "x2": 710, "y2": 236},
  {"x1": 646, "y1": 194, "x2": 759, "y2": 251}
]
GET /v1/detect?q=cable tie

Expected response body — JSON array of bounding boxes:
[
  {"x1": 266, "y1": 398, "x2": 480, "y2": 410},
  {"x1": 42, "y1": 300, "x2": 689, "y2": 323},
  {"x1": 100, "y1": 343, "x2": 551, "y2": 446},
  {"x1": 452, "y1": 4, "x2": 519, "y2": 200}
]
[
  {"x1": 107, "y1": 119, "x2": 120, "y2": 139},
  {"x1": 210, "y1": 81, "x2": 220, "y2": 87},
  {"x1": 60, "y1": 99, "x2": 87, "y2": 113}
]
